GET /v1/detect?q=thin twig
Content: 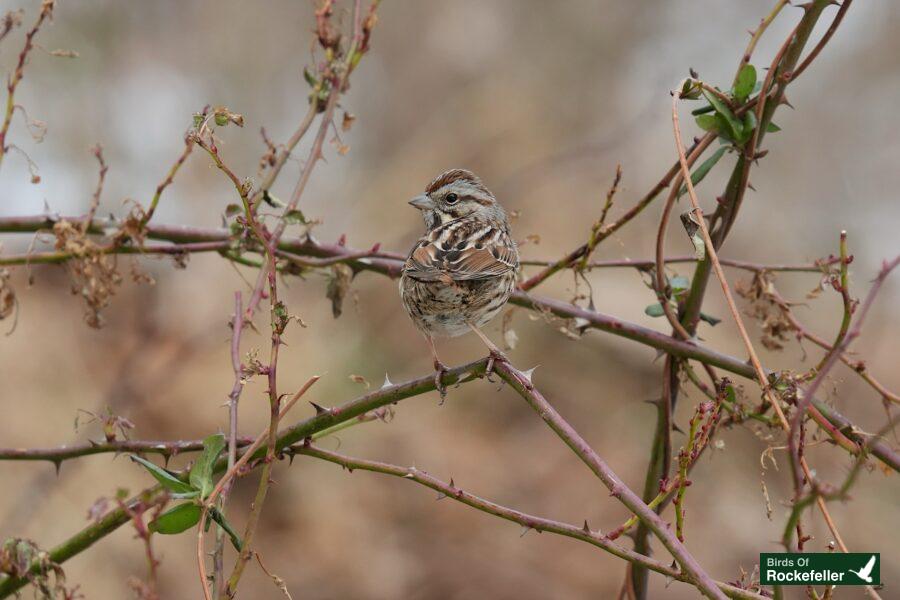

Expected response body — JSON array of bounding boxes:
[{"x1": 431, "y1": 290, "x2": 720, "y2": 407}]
[
  {"x1": 653, "y1": 134, "x2": 717, "y2": 340},
  {"x1": 243, "y1": 29, "x2": 360, "y2": 319},
  {"x1": 521, "y1": 255, "x2": 839, "y2": 273},
  {"x1": 0, "y1": 241, "x2": 232, "y2": 266},
  {"x1": 0, "y1": 10, "x2": 24, "y2": 47},
  {"x1": 249, "y1": 104, "x2": 318, "y2": 212},
  {"x1": 81, "y1": 144, "x2": 108, "y2": 235},
  {"x1": 519, "y1": 133, "x2": 714, "y2": 292},
  {"x1": 193, "y1": 112, "x2": 285, "y2": 599},
  {"x1": 787, "y1": 255, "x2": 900, "y2": 487},
  {"x1": 0, "y1": 485, "x2": 168, "y2": 598},
  {"x1": 212, "y1": 291, "x2": 245, "y2": 594},
  {"x1": 0, "y1": 437, "x2": 254, "y2": 463},
  {"x1": 608, "y1": 380, "x2": 729, "y2": 541},
  {"x1": 815, "y1": 232, "x2": 854, "y2": 373},
  {"x1": 221, "y1": 259, "x2": 284, "y2": 598},
  {"x1": 792, "y1": 0, "x2": 853, "y2": 81},
  {"x1": 140, "y1": 135, "x2": 194, "y2": 229},
  {"x1": 0, "y1": 0, "x2": 54, "y2": 172},
  {"x1": 732, "y1": 0, "x2": 791, "y2": 88},
  {"x1": 741, "y1": 269, "x2": 900, "y2": 404},
  {"x1": 197, "y1": 376, "x2": 320, "y2": 600},
  {"x1": 275, "y1": 247, "x2": 384, "y2": 268}
]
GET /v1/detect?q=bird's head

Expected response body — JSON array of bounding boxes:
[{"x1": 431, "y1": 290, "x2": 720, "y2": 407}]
[{"x1": 409, "y1": 169, "x2": 506, "y2": 229}]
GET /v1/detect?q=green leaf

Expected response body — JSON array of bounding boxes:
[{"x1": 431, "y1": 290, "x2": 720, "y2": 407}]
[
  {"x1": 130, "y1": 455, "x2": 194, "y2": 494},
  {"x1": 212, "y1": 108, "x2": 243, "y2": 128},
  {"x1": 189, "y1": 433, "x2": 226, "y2": 499},
  {"x1": 283, "y1": 209, "x2": 308, "y2": 225},
  {"x1": 733, "y1": 64, "x2": 756, "y2": 103},
  {"x1": 225, "y1": 204, "x2": 242, "y2": 217},
  {"x1": 150, "y1": 502, "x2": 201, "y2": 535},
  {"x1": 691, "y1": 105, "x2": 714, "y2": 116},
  {"x1": 699, "y1": 312, "x2": 721, "y2": 326},
  {"x1": 644, "y1": 303, "x2": 666, "y2": 318},
  {"x1": 695, "y1": 114, "x2": 719, "y2": 132},
  {"x1": 700, "y1": 88, "x2": 743, "y2": 141},
  {"x1": 274, "y1": 301, "x2": 288, "y2": 321},
  {"x1": 209, "y1": 508, "x2": 244, "y2": 551},
  {"x1": 678, "y1": 147, "x2": 728, "y2": 198},
  {"x1": 737, "y1": 111, "x2": 758, "y2": 144},
  {"x1": 744, "y1": 111, "x2": 757, "y2": 130},
  {"x1": 303, "y1": 67, "x2": 317, "y2": 88},
  {"x1": 723, "y1": 385, "x2": 736, "y2": 404},
  {"x1": 766, "y1": 122, "x2": 781, "y2": 133},
  {"x1": 349, "y1": 49, "x2": 365, "y2": 71}
]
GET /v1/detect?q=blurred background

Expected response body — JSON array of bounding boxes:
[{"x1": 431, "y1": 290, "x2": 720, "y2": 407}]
[{"x1": 1, "y1": 1, "x2": 898, "y2": 598}]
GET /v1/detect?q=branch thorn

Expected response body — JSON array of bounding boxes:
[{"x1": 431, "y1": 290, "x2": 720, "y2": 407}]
[{"x1": 520, "y1": 366, "x2": 537, "y2": 384}]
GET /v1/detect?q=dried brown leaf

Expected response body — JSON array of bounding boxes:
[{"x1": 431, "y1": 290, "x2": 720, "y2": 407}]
[{"x1": 326, "y1": 263, "x2": 353, "y2": 318}]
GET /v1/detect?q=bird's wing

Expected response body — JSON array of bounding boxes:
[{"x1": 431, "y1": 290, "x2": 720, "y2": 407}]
[
  {"x1": 861, "y1": 555, "x2": 876, "y2": 576},
  {"x1": 404, "y1": 220, "x2": 518, "y2": 282}
]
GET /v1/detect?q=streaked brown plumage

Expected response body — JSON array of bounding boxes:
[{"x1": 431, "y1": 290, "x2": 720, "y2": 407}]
[{"x1": 400, "y1": 169, "x2": 519, "y2": 397}]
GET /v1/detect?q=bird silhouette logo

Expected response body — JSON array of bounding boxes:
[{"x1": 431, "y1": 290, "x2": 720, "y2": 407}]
[{"x1": 848, "y1": 555, "x2": 877, "y2": 583}]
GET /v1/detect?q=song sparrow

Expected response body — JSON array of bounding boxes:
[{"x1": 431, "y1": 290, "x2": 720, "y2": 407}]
[{"x1": 399, "y1": 168, "x2": 519, "y2": 398}]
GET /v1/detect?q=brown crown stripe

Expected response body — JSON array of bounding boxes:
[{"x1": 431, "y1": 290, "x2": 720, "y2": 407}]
[{"x1": 425, "y1": 168, "x2": 489, "y2": 195}]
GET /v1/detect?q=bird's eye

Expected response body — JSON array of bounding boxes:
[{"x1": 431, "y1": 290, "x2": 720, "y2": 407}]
[{"x1": 445, "y1": 193, "x2": 459, "y2": 204}]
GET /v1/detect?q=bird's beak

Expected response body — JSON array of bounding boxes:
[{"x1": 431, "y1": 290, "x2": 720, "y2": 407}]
[{"x1": 408, "y1": 194, "x2": 435, "y2": 211}]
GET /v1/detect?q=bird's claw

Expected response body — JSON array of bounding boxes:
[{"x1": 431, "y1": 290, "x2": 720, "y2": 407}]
[
  {"x1": 484, "y1": 349, "x2": 508, "y2": 382},
  {"x1": 434, "y1": 360, "x2": 449, "y2": 404}
]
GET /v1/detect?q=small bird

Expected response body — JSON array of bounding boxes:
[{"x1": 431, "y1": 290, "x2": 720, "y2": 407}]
[{"x1": 400, "y1": 168, "x2": 519, "y2": 398}]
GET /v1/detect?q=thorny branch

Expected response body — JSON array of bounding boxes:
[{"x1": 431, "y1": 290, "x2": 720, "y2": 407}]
[
  {"x1": 294, "y1": 444, "x2": 766, "y2": 600},
  {"x1": 633, "y1": 2, "x2": 859, "y2": 597},
  {"x1": 742, "y1": 262, "x2": 900, "y2": 405},
  {"x1": 493, "y1": 360, "x2": 728, "y2": 600},
  {"x1": 787, "y1": 255, "x2": 900, "y2": 492},
  {"x1": 0, "y1": 222, "x2": 896, "y2": 472},
  {"x1": 672, "y1": 73, "x2": 888, "y2": 600},
  {"x1": 211, "y1": 291, "x2": 245, "y2": 594}
]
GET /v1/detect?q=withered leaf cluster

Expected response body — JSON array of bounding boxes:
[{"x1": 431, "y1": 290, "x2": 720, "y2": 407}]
[{"x1": 736, "y1": 271, "x2": 794, "y2": 351}]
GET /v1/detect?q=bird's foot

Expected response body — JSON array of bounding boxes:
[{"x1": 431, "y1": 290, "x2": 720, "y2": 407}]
[
  {"x1": 484, "y1": 348, "x2": 509, "y2": 382},
  {"x1": 433, "y1": 359, "x2": 450, "y2": 404}
]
